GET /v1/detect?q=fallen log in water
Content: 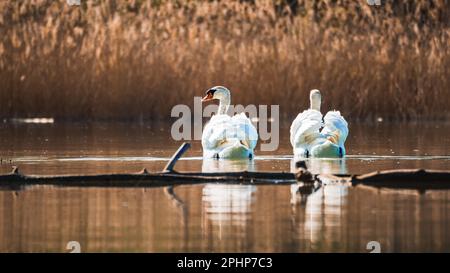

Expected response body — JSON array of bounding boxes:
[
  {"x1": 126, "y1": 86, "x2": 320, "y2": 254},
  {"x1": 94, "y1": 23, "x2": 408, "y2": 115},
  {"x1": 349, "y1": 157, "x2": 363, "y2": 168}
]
[
  {"x1": 0, "y1": 143, "x2": 296, "y2": 188},
  {"x1": 0, "y1": 170, "x2": 296, "y2": 188},
  {"x1": 352, "y1": 169, "x2": 450, "y2": 190},
  {"x1": 294, "y1": 161, "x2": 450, "y2": 190},
  {"x1": 0, "y1": 143, "x2": 449, "y2": 190}
]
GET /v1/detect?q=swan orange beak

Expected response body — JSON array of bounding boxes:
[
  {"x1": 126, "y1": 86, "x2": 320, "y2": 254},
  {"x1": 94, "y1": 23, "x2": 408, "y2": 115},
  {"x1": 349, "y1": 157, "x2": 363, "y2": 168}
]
[{"x1": 201, "y1": 93, "x2": 214, "y2": 102}]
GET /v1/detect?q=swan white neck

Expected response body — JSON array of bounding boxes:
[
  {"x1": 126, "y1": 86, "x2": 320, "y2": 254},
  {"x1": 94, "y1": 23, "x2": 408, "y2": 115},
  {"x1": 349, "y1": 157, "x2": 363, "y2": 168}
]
[
  {"x1": 310, "y1": 90, "x2": 321, "y2": 111},
  {"x1": 217, "y1": 93, "x2": 230, "y2": 115}
]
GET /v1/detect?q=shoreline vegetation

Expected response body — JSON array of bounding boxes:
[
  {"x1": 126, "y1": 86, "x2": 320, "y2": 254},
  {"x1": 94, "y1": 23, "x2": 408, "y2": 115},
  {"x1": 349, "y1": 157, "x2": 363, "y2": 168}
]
[{"x1": 0, "y1": 0, "x2": 449, "y2": 121}]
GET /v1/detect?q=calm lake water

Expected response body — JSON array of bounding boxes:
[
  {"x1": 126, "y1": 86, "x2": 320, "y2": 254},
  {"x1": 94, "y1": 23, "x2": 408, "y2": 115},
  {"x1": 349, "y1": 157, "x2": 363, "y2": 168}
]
[{"x1": 0, "y1": 121, "x2": 449, "y2": 252}]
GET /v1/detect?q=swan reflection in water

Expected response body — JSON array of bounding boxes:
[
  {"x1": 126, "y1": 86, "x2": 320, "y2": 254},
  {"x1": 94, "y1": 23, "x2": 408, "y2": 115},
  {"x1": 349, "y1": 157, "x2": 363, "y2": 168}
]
[
  {"x1": 201, "y1": 159, "x2": 257, "y2": 240},
  {"x1": 201, "y1": 158, "x2": 256, "y2": 173},
  {"x1": 290, "y1": 158, "x2": 349, "y2": 249},
  {"x1": 290, "y1": 157, "x2": 348, "y2": 175},
  {"x1": 290, "y1": 158, "x2": 347, "y2": 205}
]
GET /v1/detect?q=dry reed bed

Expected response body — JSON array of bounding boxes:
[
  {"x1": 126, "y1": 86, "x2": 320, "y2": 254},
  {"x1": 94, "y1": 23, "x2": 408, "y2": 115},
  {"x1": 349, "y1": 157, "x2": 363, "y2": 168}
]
[{"x1": 0, "y1": 0, "x2": 449, "y2": 121}]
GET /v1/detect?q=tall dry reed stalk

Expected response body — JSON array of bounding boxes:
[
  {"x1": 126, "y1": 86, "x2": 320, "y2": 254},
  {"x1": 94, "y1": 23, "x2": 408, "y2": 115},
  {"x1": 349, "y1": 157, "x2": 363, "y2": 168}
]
[{"x1": 0, "y1": 0, "x2": 449, "y2": 121}]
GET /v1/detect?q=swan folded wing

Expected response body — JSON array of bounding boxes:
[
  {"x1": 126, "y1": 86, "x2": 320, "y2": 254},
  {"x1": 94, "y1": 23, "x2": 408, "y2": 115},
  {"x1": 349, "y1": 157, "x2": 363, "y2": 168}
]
[
  {"x1": 229, "y1": 113, "x2": 258, "y2": 150},
  {"x1": 321, "y1": 111, "x2": 348, "y2": 147},
  {"x1": 290, "y1": 109, "x2": 323, "y2": 149},
  {"x1": 290, "y1": 109, "x2": 323, "y2": 150},
  {"x1": 290, "y1": 109, "x2": 322, "y2": 147},
  {"x1": 202, "y1": 114, "x2": 258, "y2": 151},
  {"x1": 201, "y1": 115, "x2": 232, "y2": 150}
]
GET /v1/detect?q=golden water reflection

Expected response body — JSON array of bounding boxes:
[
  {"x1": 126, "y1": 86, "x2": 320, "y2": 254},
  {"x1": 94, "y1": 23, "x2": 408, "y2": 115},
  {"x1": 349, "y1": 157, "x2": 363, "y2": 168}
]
[
  {"x1": 0, "y1": 184, "x2": 449, "y2": 252},
  {"x1": 201, "y1": 159, "x2": 257, "y2": 241}
]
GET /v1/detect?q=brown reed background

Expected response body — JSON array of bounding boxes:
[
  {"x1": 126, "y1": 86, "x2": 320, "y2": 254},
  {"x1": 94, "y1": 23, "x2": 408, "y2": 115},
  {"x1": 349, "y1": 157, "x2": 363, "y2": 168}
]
[{"x1": 0, "y1": 0, "x2": 449, "y2": 121}]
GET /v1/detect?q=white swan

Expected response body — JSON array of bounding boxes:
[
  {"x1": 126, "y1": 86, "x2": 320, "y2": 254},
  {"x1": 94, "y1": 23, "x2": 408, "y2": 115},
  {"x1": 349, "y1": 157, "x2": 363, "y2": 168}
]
[
  {"x1": 201, "y1": 86, "x2": 258, "y2": 159},
  {"x1": 290, "y1": 89, "x2": 348, "y2": 158}
]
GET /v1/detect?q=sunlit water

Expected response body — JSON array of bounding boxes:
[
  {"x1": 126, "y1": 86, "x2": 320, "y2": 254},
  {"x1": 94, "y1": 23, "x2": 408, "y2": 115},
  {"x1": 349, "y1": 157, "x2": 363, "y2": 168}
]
[{"x1": 0, "y1": 122, "x2": 449, "y2": 252}]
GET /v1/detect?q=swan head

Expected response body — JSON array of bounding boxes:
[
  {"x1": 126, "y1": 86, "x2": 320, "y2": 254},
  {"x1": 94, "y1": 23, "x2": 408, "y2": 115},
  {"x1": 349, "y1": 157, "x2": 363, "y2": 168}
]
[
  {"x1": 310, "y1": 89, "x2": 322, "y2": 111},
  {"x1": 201, "y1": 86, "x2": 231, "y2": 102}
]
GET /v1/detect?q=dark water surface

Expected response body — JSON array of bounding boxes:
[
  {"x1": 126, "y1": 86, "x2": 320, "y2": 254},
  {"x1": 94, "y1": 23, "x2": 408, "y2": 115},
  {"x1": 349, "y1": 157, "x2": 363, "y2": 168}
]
[{"x1": 0, "y1": 122, "x2": 449, "y2": 252}]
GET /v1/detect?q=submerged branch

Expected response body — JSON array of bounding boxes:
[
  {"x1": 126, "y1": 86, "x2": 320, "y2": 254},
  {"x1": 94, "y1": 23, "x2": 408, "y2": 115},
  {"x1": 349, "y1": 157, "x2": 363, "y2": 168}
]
[{"x1": 163, "y1": 143, "x2": 191, "y2": 173}]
